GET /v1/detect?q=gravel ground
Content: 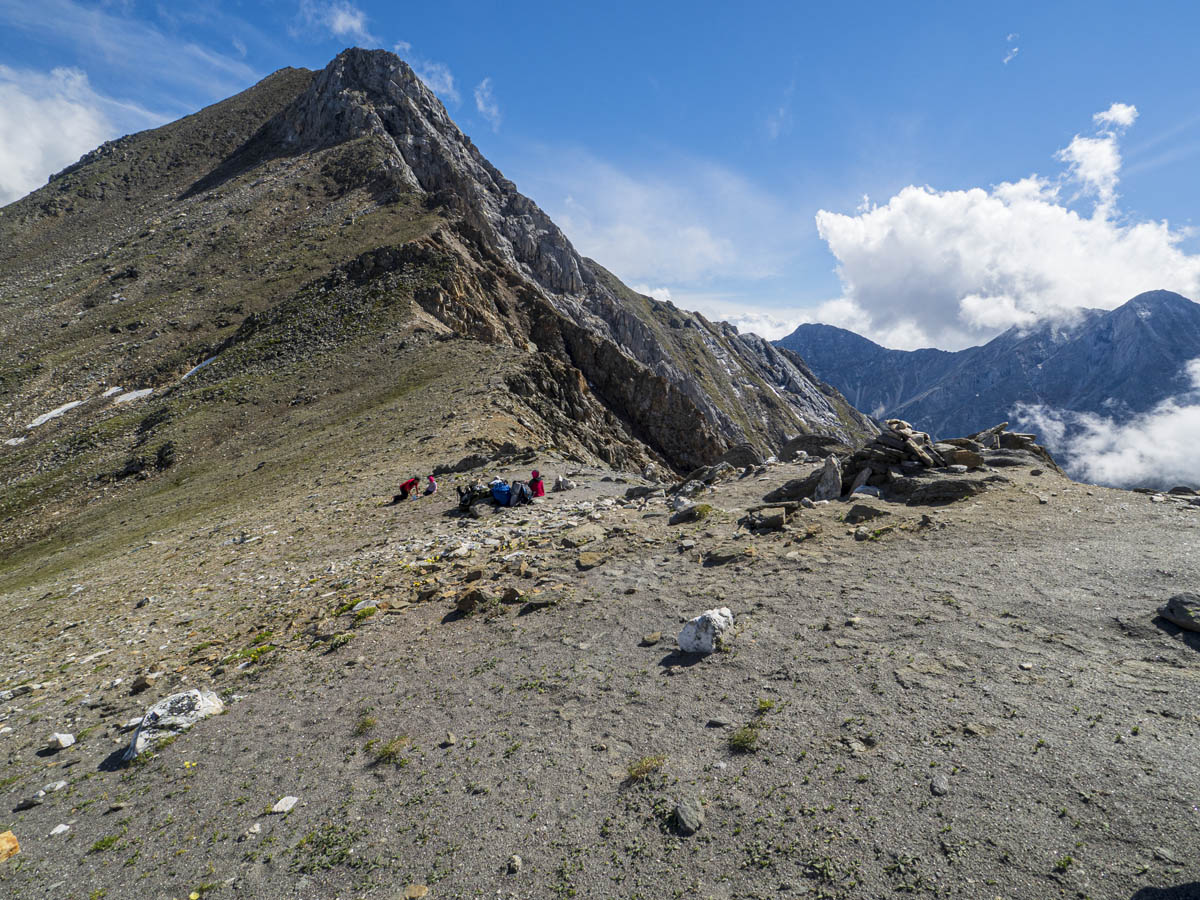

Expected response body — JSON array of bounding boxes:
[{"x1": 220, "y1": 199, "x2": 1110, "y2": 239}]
[{"x1": 3, "y1": 456, "x2": 1200, "y2": 900}]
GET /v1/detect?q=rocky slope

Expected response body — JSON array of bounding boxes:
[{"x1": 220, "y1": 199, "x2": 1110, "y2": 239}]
[
  {"x1": 2, "y1": 442, "x2": 1199, "y2": 899},
  {"x1": 0, "y1": 49, "x2": 873, "y2": 567},
  {"x1": 777, "y1": 290, "x2": 1200, "y2": 441}
]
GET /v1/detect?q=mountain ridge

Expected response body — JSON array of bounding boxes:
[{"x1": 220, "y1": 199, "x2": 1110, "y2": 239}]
[
  {"x1": 0, "y1": 48, "x2": 872, "y2": 562},
  {"x1": 776, "y1": 289, "x2": 1200, "y2": 441}
]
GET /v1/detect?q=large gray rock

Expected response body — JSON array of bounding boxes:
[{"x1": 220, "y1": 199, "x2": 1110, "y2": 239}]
[
  {"x1": 1158, "y1": 593, "x2": 1200, "y2": 631},
  {"x1": 763, "y1": 469, "x2": 823, "y2": 503},
  {"x1": 904, "y1": 478, "x2": 988, "y2": 505},
  {"x1": 934, "y1": 444, "x2": 984, "y2": 468},
  {"x1": 812, "y1": 455, "x2": 844, "y2": 501},
  {"x1": 123, "y1": 689, "x2": 224, "y2": 761},
  {"x1": 780, "y1": 434, "x2": 851, "y2": 461},
  {"x1": 718, "y1": 442, "x2": 763, "y2": 469}
]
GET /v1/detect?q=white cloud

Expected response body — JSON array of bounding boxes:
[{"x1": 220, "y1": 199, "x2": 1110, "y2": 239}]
[
  {"x1": 414, "y1": 60, "x2": 459, "y2": 104},
  {"x1": 1, "y1": 0, "x2": 259, "y2": 112},
  {"x1": 474, "y1": 77, "x2": 501, "y2": 131},
  {"x1": 391, "y1": 42, "x2": 459, "y2": 104},
  {"x1": 1055, "y1": 133, "x2": 1122, "y2": 209},
  {"x1": 0, "y1": 64, "x2": 165, "y2": 205},
  {"x1": 525, "y1": 150, "x2": 798, "y2": 288},
  {"x1": 813, "y1": 103, "x2": 1200, "y2": 350},
  {"x1": 1014, "y1": 360, "x2": 1200, "y2": 488},
  {"x1": 630, "y1": 284, "x2": 674, "y2": 303},
  {"x1": 1094, "y1": 102, "x2": 1138, "y2": 129},
  {"x1": 694, "y1": 304, "x2": 803, "y2": 341},
  {"x1": 766, "y1": 80, "x2": 794, "y2": 140},
  {"x1": 1003, "y1": 32, "x2": 1019, "y2": 64},
  {"x1": 297, "y1": 0, "x2": 375, "y2": 44}
]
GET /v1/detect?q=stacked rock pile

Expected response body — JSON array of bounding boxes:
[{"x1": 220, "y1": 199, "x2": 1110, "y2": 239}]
[{"x1": 840, "y1": 419, "x2": 987, "y2": 493}]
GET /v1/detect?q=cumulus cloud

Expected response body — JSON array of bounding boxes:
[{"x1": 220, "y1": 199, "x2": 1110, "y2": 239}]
[
  {"x1": 0, "y1": 64, "x2": 164, "y2": 205},
  {"x1": 1055, "y1": 133, "x2": 1122, "y2": 209},
  {"x1": 692, "y1": 303, "x2": 805, "y2": 341},
  {"x1": 814, "y1": 103, "x2": 1200, "y2": 350},
  {"x1": 474, "y1": 78, "x2": 501, "y2": 131},
  {"x1": 1015, "y1": 360, "x2": 1200, "y2": 488},
  {"x1": 297, "y1": 0, "x2": 375, "y2": 44},
  {"x1": 1095, "y1": 102, "x2": 1138, "y2": 129}
]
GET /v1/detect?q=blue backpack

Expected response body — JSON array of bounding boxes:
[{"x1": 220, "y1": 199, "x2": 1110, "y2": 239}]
[{"x1": 491, "y1": 482, "x2": 512, "y2": 505}]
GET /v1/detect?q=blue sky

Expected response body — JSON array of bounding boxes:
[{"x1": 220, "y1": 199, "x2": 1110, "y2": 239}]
[{"x1": 3, "y1": 0, "x2": 1200, "y2": 348}]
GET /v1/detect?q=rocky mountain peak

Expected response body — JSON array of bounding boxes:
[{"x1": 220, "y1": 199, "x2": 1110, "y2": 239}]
[
  {"x1": 275, "y1": 48, "x2": 588, "y2": 297},
  {"x1": 257, "y1": 49, "x2": 875, "y2": 460}
]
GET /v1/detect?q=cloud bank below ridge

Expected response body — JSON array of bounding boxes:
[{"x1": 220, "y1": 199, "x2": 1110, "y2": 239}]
[{"x1": 1015, "y1": 359, "x2": 1200, "y2": 489}]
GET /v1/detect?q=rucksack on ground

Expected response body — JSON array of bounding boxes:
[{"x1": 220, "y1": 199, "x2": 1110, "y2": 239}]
[
  {"x1": 491, "y1": 481, "x2": 512, "y2": 506},
  {"x1": 509, "y1": 481, "x2": 532, "y2": 507}
]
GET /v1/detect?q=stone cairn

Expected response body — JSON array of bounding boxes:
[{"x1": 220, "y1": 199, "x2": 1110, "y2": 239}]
[
  {"x1": 764, "y1": 420, "x2": 1060, "y2": 507},
  {"x1": 840, "y1": 419, "x2": 986, "y2": 492}
]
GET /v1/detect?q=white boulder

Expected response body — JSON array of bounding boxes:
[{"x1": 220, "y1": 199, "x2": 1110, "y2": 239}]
[
  {"x1": 678, "y1": 608, "x2": 735, "y2": 655},
  {"x1": 123, "y1": 689, "x2": 224, "y2": 761}
]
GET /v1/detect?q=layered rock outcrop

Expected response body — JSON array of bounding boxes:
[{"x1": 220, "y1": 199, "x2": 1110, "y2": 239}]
[{"x1": 253, "y1": 49, "x2": 875, "y2": 468}]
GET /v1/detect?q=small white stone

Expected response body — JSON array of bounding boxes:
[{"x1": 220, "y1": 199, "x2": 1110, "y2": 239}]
[
  {"x1": 43, "y1": 780, "x2": 68, "y2": 793},
  {"x1": 50, "y1": 824, "x2": 70, "y2": 836},
  {"x1": 48, "y1": 732, "x2": 75, "y2": 750},
  {"x1": 350, "y1": 599, "x2": 377, "y2": 612},
  {"x1": 271, "y1": 796, "x2": 299, "y2": 814}
]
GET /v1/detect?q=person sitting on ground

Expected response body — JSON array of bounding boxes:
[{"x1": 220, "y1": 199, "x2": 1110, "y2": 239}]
[
  {"x1": 529, "y1": 470, "x2": 545, "y2": 497},
  {"x1": 398, "y1": 476, "x2": 420, "y2": 501},
  {"x1": 425, "y1": 474, "x2": 438, "y2": 495}
]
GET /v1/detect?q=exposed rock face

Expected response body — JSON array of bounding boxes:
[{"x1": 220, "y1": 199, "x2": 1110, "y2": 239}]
[
  {"x1": 776, "y1": 291, "x2": 1200, "y2": 449},
  {"x1": 255, "y1": 49, "x2": 875, "y2": 468}
]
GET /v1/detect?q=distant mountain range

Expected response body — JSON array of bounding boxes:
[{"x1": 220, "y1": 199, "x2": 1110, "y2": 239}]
[{"x1": 775, "y1": 290, "x2": 1200, "y2": 440}]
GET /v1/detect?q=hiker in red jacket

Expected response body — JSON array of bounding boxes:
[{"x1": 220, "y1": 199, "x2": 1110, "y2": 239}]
[
  {"x1": 529, "y1": 470, "x2": 545, "y2": 497},
  {"x1": 398, "y1": 477, "x2": 420, "y2": 500}
]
